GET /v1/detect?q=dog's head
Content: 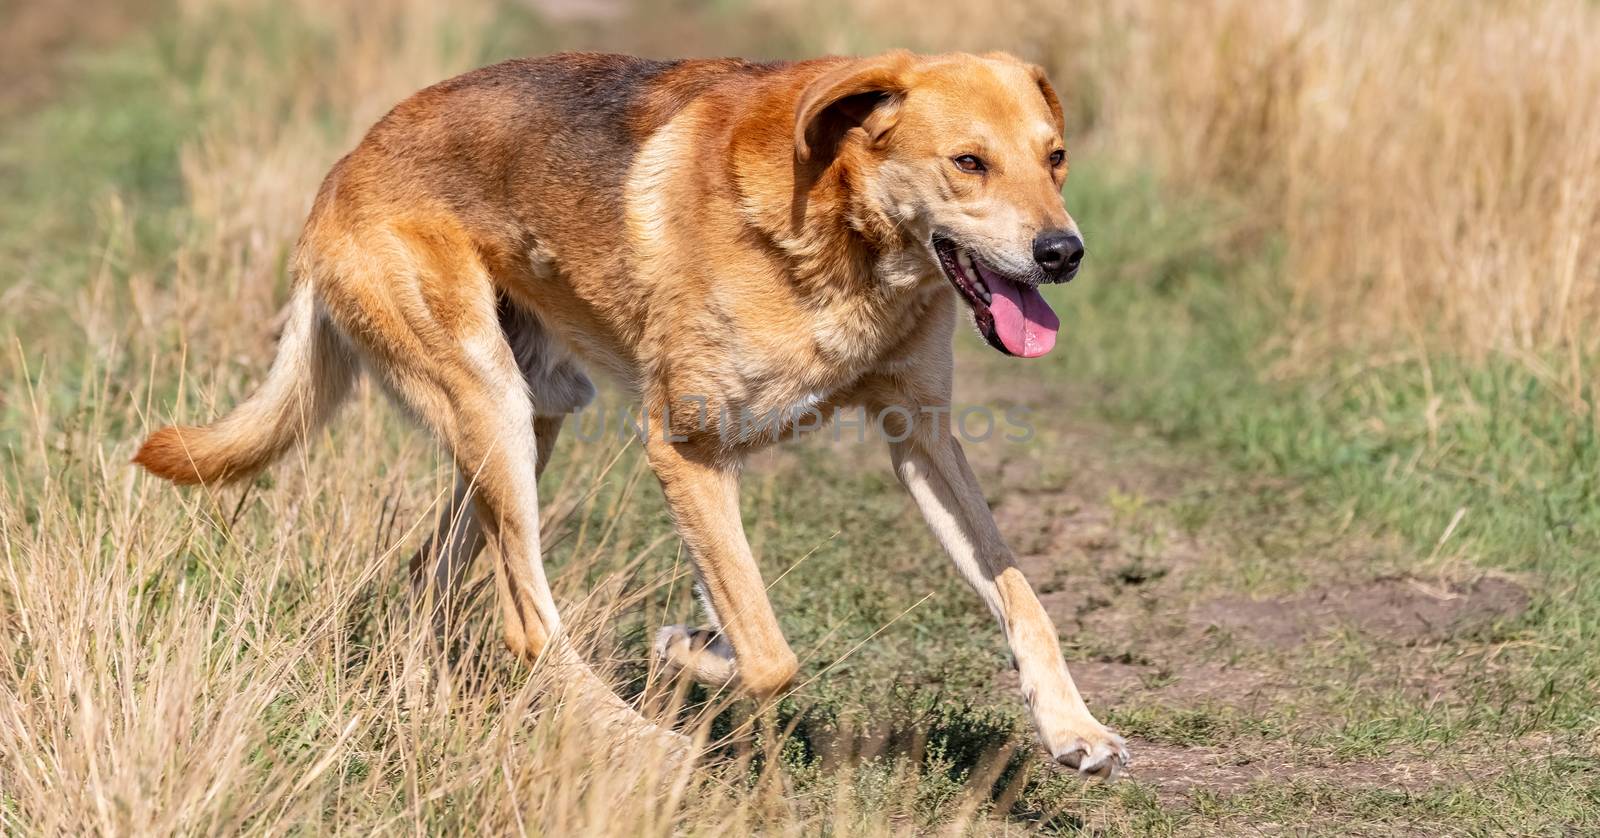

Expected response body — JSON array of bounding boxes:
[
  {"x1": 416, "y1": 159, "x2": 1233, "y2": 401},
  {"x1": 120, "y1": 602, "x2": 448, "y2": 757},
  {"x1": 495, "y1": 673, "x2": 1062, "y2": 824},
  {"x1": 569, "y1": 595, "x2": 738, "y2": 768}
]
[{"x1": 796, "y1": 51, "x2": 1080, "y2": 358}]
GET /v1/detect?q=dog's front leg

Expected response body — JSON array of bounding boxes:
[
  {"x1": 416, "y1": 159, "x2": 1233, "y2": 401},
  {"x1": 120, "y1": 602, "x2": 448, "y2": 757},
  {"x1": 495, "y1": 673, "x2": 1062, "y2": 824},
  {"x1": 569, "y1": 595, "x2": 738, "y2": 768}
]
[
  {"x1": 645, "y1": 438, "x2": 800, "y2": 699},
  {"x1": 888, "y1": 423, "x2": 1129, "y2": 778}
]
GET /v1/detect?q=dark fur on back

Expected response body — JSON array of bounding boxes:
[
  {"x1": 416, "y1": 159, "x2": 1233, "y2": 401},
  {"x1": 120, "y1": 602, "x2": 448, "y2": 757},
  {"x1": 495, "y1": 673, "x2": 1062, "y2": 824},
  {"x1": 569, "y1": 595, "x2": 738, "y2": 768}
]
[{"x1": 356, "y1": 55, "x2": 786, "y2": 235}]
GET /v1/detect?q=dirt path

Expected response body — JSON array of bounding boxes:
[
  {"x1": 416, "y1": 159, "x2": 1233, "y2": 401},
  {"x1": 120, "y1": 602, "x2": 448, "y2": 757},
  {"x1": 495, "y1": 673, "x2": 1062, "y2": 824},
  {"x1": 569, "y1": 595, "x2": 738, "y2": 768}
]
[{"x1": 954, "y1": 352, "x2": 1531, "y2": 805}]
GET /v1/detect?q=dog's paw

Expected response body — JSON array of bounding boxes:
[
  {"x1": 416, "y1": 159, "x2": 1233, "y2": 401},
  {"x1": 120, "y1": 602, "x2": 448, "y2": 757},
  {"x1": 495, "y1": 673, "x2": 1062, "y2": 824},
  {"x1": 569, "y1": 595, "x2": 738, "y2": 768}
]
[
  {"x1": 1048, "y1": 722, "x2": 1130, "y2": 780},
  {"x1": 652, "y1": 625, "x2": 737, "y2": 686},
  {"x1": 652, "y1": 624, "x2": 694, "y2": 665}
]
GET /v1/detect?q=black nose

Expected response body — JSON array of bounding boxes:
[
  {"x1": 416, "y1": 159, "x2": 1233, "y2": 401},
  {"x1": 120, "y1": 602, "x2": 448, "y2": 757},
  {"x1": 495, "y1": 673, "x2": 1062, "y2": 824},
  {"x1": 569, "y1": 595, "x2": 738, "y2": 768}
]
[{"x1": 1033, "y1": 230, "x2": 1085, "y2": 279}]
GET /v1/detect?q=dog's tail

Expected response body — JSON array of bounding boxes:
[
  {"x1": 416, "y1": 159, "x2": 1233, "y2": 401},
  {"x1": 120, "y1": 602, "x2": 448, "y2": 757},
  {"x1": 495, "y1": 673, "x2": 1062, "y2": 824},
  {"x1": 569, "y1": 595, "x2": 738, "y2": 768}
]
[{"x1": 134, "y1": 284, "x2": 356, "y2": 486}]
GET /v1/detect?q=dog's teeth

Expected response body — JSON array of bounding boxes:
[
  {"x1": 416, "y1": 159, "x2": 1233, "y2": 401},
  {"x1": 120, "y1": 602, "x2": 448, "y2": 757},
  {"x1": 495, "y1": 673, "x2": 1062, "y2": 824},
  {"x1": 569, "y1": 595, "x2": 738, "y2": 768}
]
[{"x1": 955, "y1": 250, "x2": 990, "y2": 303}]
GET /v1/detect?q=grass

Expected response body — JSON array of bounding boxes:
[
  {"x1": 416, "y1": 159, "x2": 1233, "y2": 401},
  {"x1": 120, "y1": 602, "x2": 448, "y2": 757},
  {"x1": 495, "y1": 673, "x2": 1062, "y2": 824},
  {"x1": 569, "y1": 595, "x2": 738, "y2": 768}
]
[
  {"x1": 2, "y1": 0, "x2": 1598, "y2": 834},
  {"x1": 1061, "y1": 163, "x2": 1600, "y2": 734}
]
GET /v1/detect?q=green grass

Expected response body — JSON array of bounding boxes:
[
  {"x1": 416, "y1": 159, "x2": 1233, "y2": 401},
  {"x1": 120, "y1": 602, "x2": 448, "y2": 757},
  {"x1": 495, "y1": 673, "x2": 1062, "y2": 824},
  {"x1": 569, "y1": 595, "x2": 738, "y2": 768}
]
[
  {"x1": 1060, "y1": 163, "x2": 1600, "y2": 731},
  {"x1": 1038, "y1": 165, "x2": 1600, "y2": 829}
]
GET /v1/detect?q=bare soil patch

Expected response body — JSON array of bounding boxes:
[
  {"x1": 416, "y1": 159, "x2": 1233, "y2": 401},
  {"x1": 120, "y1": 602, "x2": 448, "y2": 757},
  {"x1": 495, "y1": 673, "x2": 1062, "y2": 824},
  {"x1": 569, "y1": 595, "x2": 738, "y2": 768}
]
[
  {"x1": 1126, "y1": 739, "x2": 1467, "y2": 797},
  {"x1": 752, "y1": 355, "x2": 1534, "y2": 801},
  {"x1": 951, "y1": 359, "x2": 1532, "y2": 799},
  {"x1": 1188, "y1": 576, "x2": 1527, "y2": 649},
  {"x1": 995, "y1": 450, "x2": 1527, "y2": 797}
]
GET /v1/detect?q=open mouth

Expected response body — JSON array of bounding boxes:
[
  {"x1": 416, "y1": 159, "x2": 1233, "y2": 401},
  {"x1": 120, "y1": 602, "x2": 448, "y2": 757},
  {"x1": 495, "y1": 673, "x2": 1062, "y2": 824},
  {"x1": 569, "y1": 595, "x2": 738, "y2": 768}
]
[{"x1": 933, "y1": 236, "x2": 1060, "y2": 358}]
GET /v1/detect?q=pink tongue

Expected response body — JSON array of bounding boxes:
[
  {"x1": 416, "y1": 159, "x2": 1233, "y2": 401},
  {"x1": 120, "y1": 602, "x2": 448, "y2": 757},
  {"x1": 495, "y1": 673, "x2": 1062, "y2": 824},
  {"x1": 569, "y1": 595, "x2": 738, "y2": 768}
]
[{"x1": 979, "y1": 265, "x2": 1059, "y2": 357}]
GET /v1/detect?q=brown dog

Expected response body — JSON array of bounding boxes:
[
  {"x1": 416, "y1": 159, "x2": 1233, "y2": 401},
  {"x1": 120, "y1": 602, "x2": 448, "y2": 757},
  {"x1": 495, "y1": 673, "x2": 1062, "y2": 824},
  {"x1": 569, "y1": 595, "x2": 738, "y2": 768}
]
[{"x1": 134, "y1": 50, "x2": 1128, "y2": 777}]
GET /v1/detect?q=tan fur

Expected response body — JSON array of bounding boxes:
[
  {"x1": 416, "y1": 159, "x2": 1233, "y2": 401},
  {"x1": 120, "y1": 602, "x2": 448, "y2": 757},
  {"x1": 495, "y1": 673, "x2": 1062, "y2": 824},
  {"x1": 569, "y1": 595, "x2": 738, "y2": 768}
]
[
  {"x1": 133, "y1": 51, "x2": 1127, "y2": 776},
  {"x1": 133, "y1": 286, "x2": 356, "y2": 484}
]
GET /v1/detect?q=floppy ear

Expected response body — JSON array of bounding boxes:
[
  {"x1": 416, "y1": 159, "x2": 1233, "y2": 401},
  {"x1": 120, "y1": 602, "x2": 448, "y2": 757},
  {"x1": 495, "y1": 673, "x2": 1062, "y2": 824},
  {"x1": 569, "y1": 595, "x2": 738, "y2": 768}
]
[
  {"x1": 1029, "y1": 64, "x2": 1067, "y2": 137},
  {"x1": 794, "y1": 51, "x2": 915, "y2": 163}
]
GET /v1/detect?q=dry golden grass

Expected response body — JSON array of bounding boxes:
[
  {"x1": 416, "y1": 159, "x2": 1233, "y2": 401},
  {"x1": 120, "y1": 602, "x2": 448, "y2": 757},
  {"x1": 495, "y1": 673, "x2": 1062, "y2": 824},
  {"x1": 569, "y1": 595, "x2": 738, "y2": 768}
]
[
  {"x1": 1087, "y1": 0, "x2": 1600, "y2": 387},
  {"x1": 0, "y1": 425, "x2": 695, "y2": 833},
  {"x1": 2, "y1": 2, "x2": 673, "y2": 829}
]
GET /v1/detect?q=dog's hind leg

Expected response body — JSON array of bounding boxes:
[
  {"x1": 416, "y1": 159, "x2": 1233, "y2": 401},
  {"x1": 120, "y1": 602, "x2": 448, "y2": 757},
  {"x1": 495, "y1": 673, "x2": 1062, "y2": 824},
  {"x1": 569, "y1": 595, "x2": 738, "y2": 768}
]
[
  {"x1": 408, "y1": 472, "x2": 484, "y2": 632},
  {"x1": 321, "y1": 219, "x2": 651, "y2": 734},
  {"x1": 408, "y1": 415, "x2": 567, "y2": 633},
  {"x1": 409, "y1": 301, "x2": 592, "y2": 635}
]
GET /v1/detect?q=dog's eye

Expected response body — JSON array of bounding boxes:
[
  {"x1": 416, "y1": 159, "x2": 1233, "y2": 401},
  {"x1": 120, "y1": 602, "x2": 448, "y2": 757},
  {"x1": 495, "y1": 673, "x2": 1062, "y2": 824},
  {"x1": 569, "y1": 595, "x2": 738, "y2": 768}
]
[
  {"x1": 952, "y1": 154, "x2": 986, "y2": 174},
  {"x1": 1049, "y1": 149, "x2": 1066, "y2": 167}
]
